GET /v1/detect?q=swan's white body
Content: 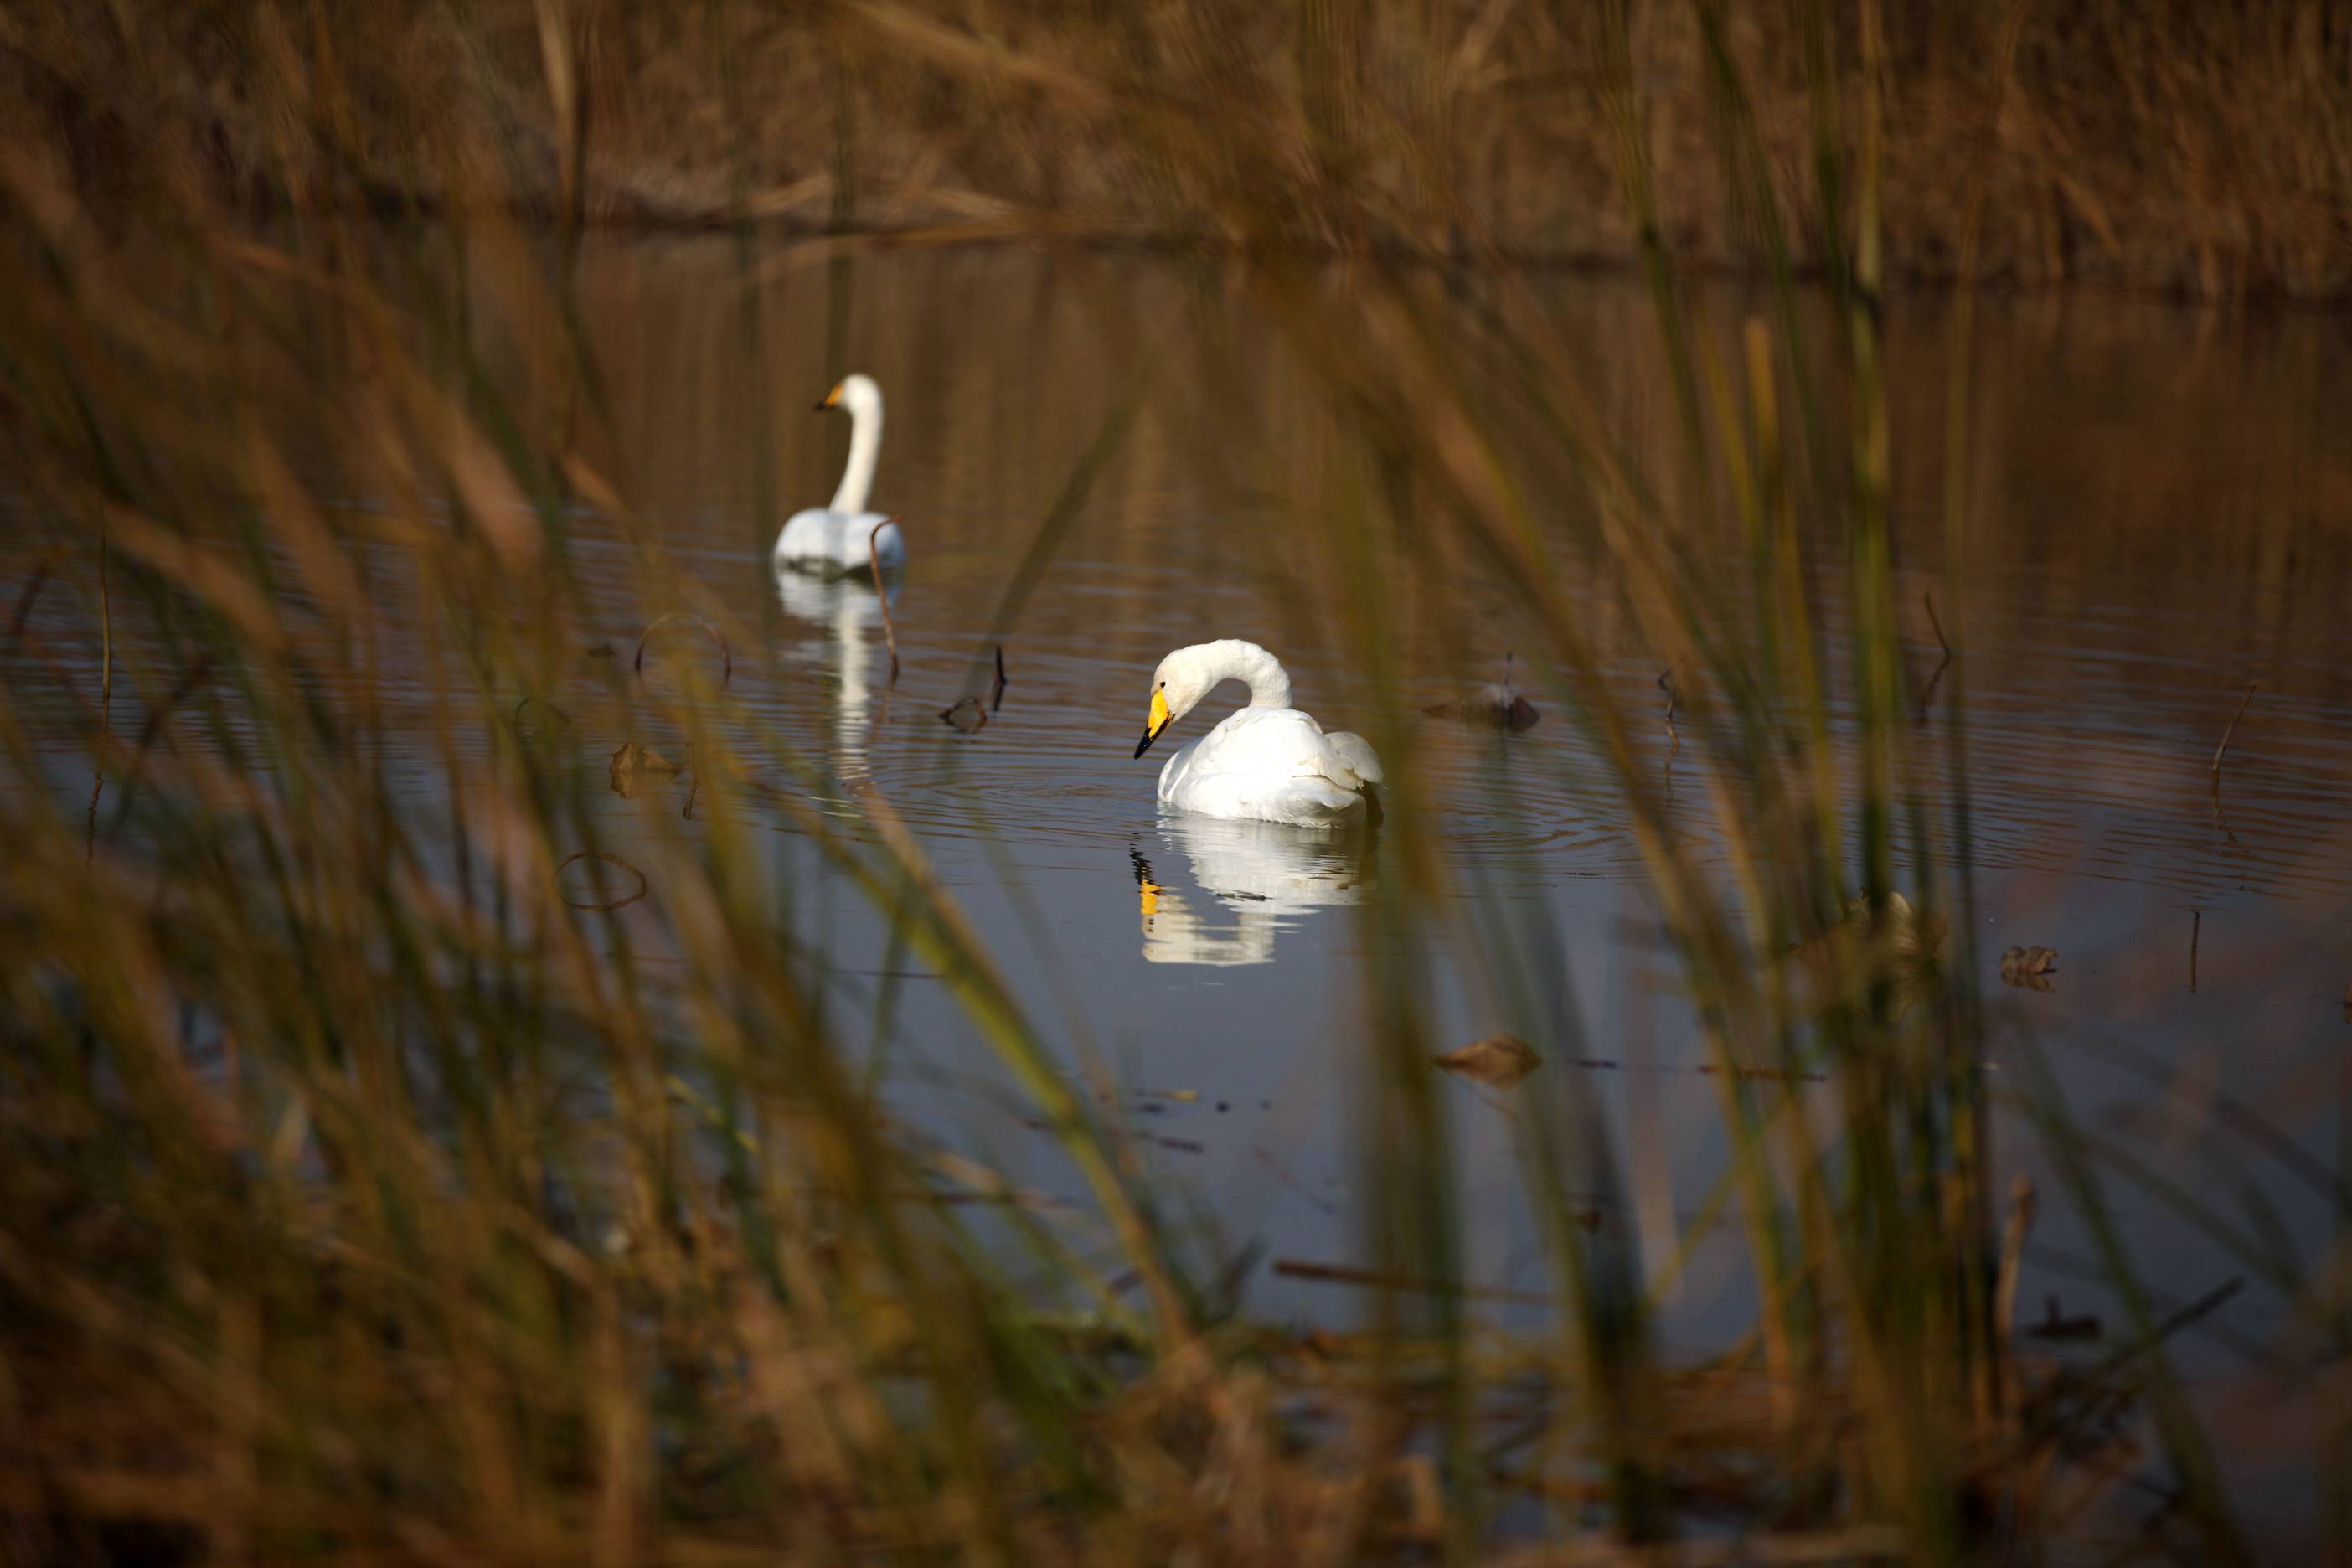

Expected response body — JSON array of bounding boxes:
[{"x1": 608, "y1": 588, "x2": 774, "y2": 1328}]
[
  {"x1": 775, "y1": 374, "x2": 905, "y2": 577},
  {"x1": 1133, "y1": 640, "x2": 1381, "y2": 828}
]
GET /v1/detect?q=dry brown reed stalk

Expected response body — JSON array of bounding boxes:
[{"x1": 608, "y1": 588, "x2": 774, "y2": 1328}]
[{"x1": 6, "y1": 5, "x2": 2319, "y2": 1558}]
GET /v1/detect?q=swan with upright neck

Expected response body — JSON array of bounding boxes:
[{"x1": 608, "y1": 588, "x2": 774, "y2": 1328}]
[
  {"x1": 1132, "y1": 640, "x2": 1381, "y2": 827},
  {"x1": 774, "y1": 374, "x2": 905, "y2": 577}
]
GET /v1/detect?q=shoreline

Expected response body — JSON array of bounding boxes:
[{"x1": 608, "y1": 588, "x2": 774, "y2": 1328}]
[{"x1": 8, "y1": 1, "x2": 2346, "y2": 303}]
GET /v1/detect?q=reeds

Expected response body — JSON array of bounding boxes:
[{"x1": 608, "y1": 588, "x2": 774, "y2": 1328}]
[
  {"x1": 0, "y1": 4, "x2": 2338, "y2": 1564},
  {"x1": 2, "y1": 0, "x2": 2346, "y2": 295}
]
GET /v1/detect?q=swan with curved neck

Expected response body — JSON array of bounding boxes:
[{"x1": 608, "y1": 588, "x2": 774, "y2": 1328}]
[
  {"x1": 1132, "y1": 640, "x2": 1380, "y2": 828},
  {"x1": 774, "y1": 374, "x2": 905, "y2": 576}
]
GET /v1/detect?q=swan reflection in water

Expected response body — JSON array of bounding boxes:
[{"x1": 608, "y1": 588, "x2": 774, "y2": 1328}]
[
  {"x1": 773, "y1": 566, "x2": 898, "y2": 788},
  {"x1": 1130, "y1": 816, "x2": 1377, "y2": 967}
]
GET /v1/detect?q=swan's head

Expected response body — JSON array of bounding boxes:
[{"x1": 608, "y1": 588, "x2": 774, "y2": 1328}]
[
  {"x1": 815, "y1": 373, "x2": 882, "y2": 417},
  {"x1": 1133, "y1": 647, "x2": 1212, "y2": 759}
]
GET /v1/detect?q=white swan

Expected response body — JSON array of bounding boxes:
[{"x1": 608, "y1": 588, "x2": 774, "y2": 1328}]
[
  {"x1": 774, "y1": 374, "x2": 905, "y2": 577},
  {"x1": 1132, "y1": 640, "x2": 1382, "y2": 827}
]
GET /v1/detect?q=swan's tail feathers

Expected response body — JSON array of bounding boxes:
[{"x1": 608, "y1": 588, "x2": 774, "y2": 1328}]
[
  {"x1": 1278, "y1": 781, "x2": 1373, "y2": 825},
  {"x1": 1325, "y1": 730, "x2": 1384, "y2": 788}
]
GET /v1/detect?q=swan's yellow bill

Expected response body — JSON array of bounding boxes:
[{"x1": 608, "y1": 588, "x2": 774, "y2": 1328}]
[
  {"x1": 815, "y1": 382, "x2": 844, "y2": 411},
  {"x1": 1133, "y1": 689, "x2": 1172, "y2": 758}
]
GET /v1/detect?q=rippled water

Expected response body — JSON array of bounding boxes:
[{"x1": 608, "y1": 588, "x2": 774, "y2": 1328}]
[{"x1": 13, "y1": 235, "x2": 2352, "y2": 1540}]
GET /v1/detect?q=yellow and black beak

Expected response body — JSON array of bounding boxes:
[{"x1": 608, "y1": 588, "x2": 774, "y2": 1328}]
[
  {"x1": 1132, "y1": 689, "x2": 1172, "y2": 759},
  {"x1": 814, "y1": 383, "x2": 844, "y2": 412}
]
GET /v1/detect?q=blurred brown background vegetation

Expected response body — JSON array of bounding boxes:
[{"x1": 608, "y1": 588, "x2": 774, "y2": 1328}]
[{"x1": 4, "y1": 0, "x2": 2347, "y2": 296}]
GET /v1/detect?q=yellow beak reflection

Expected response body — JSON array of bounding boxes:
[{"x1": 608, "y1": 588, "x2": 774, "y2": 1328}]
[{"x1": 1132, "y1": 689, "x2": 1172, "y2": 759}]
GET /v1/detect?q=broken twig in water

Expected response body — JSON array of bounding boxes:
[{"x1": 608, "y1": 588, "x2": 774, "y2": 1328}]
[
  {"x1": 513, "y1": 694, "x2": 573, "y2": 735},
  {"x1": 990, "y1": 644, "x2": 1007, "y2": 712},
  {"x1": 557, "y1": 851, "x2": 648, "y2": 912},
  {"x1": 634, "y1": 612, "x2": 731, "y2": 687},
  {"x1": 90, "y1": 519, "x2": 112, "y2": 866},
  {"x1": 1658, "y1": 670, "x2": 1679, "y2": 781},
  {"x1": 1271, "y1": 1257, "x2": 1572, "y2": 1302},
  {"x1": 2024, "y1": 1294, "x2": 2101, "y2": 1341},
  {"x1": 872, "y1": 522, "x2": 901, "y2": 684},
  {"x1": 2210, "y1": 681, "x2": 2257, "y2": 779},
  {"x1": 2189, "y1": 909, "x2": 2200, "y2": 993},
  {"x1": 1918, "y1": 589, "x2": 1953, "y2": 720}
]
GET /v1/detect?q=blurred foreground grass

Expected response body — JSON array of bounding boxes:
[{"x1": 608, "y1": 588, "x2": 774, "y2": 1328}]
[{"x1": 0, "y1": 3, "x2": 2339, "y2": 1564}]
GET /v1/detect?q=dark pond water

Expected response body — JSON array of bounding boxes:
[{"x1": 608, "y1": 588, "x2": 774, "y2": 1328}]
[{"x1": 12, "y1": 235, "x2": 2352, "y2": 1546}]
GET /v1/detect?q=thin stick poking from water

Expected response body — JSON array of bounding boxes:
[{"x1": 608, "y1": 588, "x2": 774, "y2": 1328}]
[
  {"x1": 2190, "y1": 909, "x2": 2200, "y2": 993},
  {"x1": 558, "y1": 851, "x2": 648, "y2": 912},
  {"x1": 634, "y1": 612, "x2": 732, "y2": 686},
  {"x1": 90, "y1": 521, "x2": 112, "y2": 864},
  {"x1": 990, "y1": 644, "x2": 1007, "y2": 712},
  {"x1": 2210, "y1": 682, "x2": 2257, "y2": 779},
  {"x1": 1658, "y1": 670, "x2": 1679, "y2": 785},
  {"x1": 871, "y1": 521, "x2": 900, "y2": 685},
  {"x1": 1918, "y1": 589, "x2": 1953, "y2": 720}
]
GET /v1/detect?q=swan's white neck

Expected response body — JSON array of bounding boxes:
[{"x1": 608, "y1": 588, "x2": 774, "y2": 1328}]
[
  {"x1": 1190, "y1": 639, "x2": 1292, "y2": 710},
  {"x1": 830, "y1": 395, "x2": 882, "y2": 514}
]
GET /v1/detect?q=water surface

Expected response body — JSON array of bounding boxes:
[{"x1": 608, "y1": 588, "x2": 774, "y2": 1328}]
[{"x1": 13, "y1": 236, "x2": 2352, "y2": 1543}]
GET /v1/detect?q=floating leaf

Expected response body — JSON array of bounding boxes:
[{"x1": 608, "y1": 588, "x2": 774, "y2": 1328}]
[
  {"x1": 2000, "y1": 945, "x2": 2060, "y2": 990},
  {"x1": 1433, "y1": 1034, "x2": 1542, "y2": 1087},
  {"x1": 610, "y1": 741, "x2": 682, "y2": 797},
  {"x1": 940, "y1": 696, "x2": 988, "y2": 733}
]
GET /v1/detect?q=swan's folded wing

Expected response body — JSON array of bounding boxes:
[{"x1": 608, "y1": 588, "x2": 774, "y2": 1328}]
[
  {"x1": 1320, "y1": 730, "x2": 1383, "y2": 788},
  {"x1": 775, "y1": 508, "x2": 837, "y2": 563}
]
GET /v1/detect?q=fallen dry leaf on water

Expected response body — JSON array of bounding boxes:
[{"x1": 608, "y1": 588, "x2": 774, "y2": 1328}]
[
  {"x1": 1433, "y1": 1034, "x2": 1542, "y2": 1088},
  {"x1": 2000, "y1": 945, "x2": 2059, "y2": 990},
  {"x1": 609, "y1": 741, "x2": 682, "y2": 798},
  {"x1": 940, "y1": 696, "x2": 989, "y2": 733}
]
